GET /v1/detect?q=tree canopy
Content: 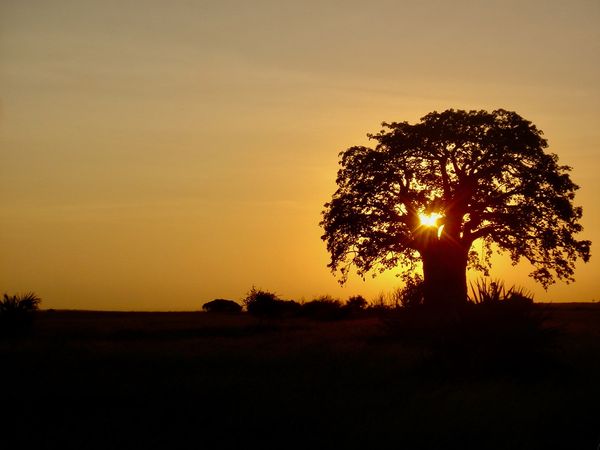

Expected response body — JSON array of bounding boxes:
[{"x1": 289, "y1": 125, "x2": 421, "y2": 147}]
[{"x1": 321, "y1": 109, "x2": 590, "y2": 304}]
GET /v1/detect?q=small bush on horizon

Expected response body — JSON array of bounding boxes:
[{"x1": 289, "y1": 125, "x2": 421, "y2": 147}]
[
  {"x1": 243, "y1": 286, "x2": 278, "y2": 316},
  {"x1": 202, "y1": 299, "x2": 242, "y2": 314},
  {"x1": 243, "y1": 287, "x2": 300, "y2": 318},
  {"x1": 345, "y1": 295, "x2": 368, "y2": 313},
  {"x1": 300, "y1": 295, "x2": 345, "y2": 320},
  {"x1": 0, "y1": 292, "x2": 41, "y2": 336}
]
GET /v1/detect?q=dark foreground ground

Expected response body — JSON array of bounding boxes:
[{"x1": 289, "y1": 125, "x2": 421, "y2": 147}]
[{"x1": 2, "y1": 304, "x2": 599, "y2": 449}]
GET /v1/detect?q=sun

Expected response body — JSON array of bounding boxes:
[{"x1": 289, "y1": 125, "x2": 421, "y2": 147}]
[{"x1": 418, "y1": 212, "x2": 442, "y2": 227}]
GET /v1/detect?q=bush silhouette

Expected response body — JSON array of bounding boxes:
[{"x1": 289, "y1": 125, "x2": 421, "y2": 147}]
[
  {"x1": 469, "y1": 278, "x2": 534, "y2": 305},
  {"x1": 243, "y1": 287, "x2": 300, "y2": 318},
  {"x1": 0, "y1": 292, "x2": 41, "y2": 336},
  {"x1": 300, "y1": 296, "x2": 345, "y2": 320},
  {"x1": 344, "y1": 295, "x2": 368, "y2": 314},
  {"x1": 202, "y1": 299, "x2": 242, "y2": 313}
]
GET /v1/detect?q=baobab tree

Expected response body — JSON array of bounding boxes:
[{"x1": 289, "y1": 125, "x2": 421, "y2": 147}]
[{"x1": 320, "y1": 109, "x2": 591, "y2": 308}]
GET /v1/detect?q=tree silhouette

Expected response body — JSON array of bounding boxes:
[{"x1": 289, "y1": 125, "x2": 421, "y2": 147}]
[{"x1": 321, "y1": 109, "x2": 591, "y2": 308}]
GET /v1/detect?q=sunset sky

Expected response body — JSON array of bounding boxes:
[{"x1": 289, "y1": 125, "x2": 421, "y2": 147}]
[{"x1": 1, "y1": 0, "x2": 599, "y2": 310}]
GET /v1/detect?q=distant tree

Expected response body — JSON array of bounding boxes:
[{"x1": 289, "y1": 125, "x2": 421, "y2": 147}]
[
  {"x1": 321, "y1": 109, "x2": 591, "y2": 308},
  {"x1": 202, "y1": 299, "x2": 242, "y2": 313}
]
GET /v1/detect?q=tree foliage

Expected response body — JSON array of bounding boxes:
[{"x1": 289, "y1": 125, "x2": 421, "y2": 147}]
[{"x1": 321, "y1": 109, "x2": 591, "y2": 290}]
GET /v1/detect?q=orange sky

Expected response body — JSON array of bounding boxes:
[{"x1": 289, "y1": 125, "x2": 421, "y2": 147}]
[{"x1": 1, "y1": 0, "x2": 599, "y2": 310}]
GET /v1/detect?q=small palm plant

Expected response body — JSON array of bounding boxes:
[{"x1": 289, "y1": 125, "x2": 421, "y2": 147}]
[
  {"x1": 0, "y1": 292, "x2": 42, "y2": 335},
  {"x1": 1, "y1": 292, "x2": 41, "y2": 312},
  {"x1": 469, "y1": 278, "x2": 534, "y2": 304}
]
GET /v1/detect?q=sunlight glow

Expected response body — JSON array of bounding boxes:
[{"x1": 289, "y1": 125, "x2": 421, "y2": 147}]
[{"x1": 418, "y1": 212, "x2": 442, "y2": 227}]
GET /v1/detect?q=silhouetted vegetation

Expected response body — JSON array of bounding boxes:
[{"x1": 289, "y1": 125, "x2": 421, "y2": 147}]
[
  {"x1": 321, "y1": 109, "x2": 591, "y2": 308},
  {"x1": 233, "y1": 280, "x2": 553, "y2": 379},
  {"x1": 344, "y1": 295, "x2": 368, "y2": 313},
  {"x1": 469, "y1": 277, "x2": 534, "y2": 306},
  {"x1": 243, "y1": 287, "x2": 300, "y2": 318},
  {"x1": 0, "y1": 292, "x2": 41, "y2": 336},
  {"x1": 242, "y1": 289, "x2": 374, "y2": 321},
  {"x1": 202, "y1": 299, "x2": 242, "y2": 313},
  {"x1": 299, "y1": 296, "x2": 345, "y2": 320},
  {"x1": 394, "y1": 274, "x2": 425, "y2": 308}
]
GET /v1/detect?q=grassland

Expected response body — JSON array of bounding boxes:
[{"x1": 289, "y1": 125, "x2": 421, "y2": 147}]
[{"x1": 2, "y1": 304, "x2": 599, "y2": 449}]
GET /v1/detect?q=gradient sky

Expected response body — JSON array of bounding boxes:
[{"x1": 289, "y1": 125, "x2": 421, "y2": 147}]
[{"x1": 1, "y1": 0, "x2": 599, "y2": 310}]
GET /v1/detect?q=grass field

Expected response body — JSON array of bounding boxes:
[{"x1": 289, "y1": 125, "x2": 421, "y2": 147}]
[{"x1": 2, "y1": 304, "x2": 600, "y2": 449}]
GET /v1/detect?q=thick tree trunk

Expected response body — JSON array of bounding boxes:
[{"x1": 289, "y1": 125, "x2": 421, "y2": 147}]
[{"x1": 420, "y1": 236, "x2": 469, "y2": 309}]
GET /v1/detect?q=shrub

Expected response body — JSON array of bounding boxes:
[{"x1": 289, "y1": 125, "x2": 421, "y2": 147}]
[
  {"x1": 243, "y1": 287, "x2": 278, "y2": 316},
  {"x1": 277, "y1": 300, "x2": 302, "y2": 317},
  {"x1": 300, "y1": 296, "x2": 345, "y2": 320},
  {"x1": 202, "y1": 299, "x2": 242, "y2": 313},
  {"x1": 505, "y1": 286, "x2": 535, "y2": 307},
  {"x1": 243, "y1": 287, "x2": 300, "y2": 318},
  {"x1": 464, "y1": 279, "x2": 539, "y2": 347},
  {"x1": 344, "y1": 295, "x2": 368, "y2": 314},
  {"x1": 0, "y1": 292, "x2": 41, "y2": 335},
  {"x1": 469, "y1": 278, "x2": 534, "y2": 305}
]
